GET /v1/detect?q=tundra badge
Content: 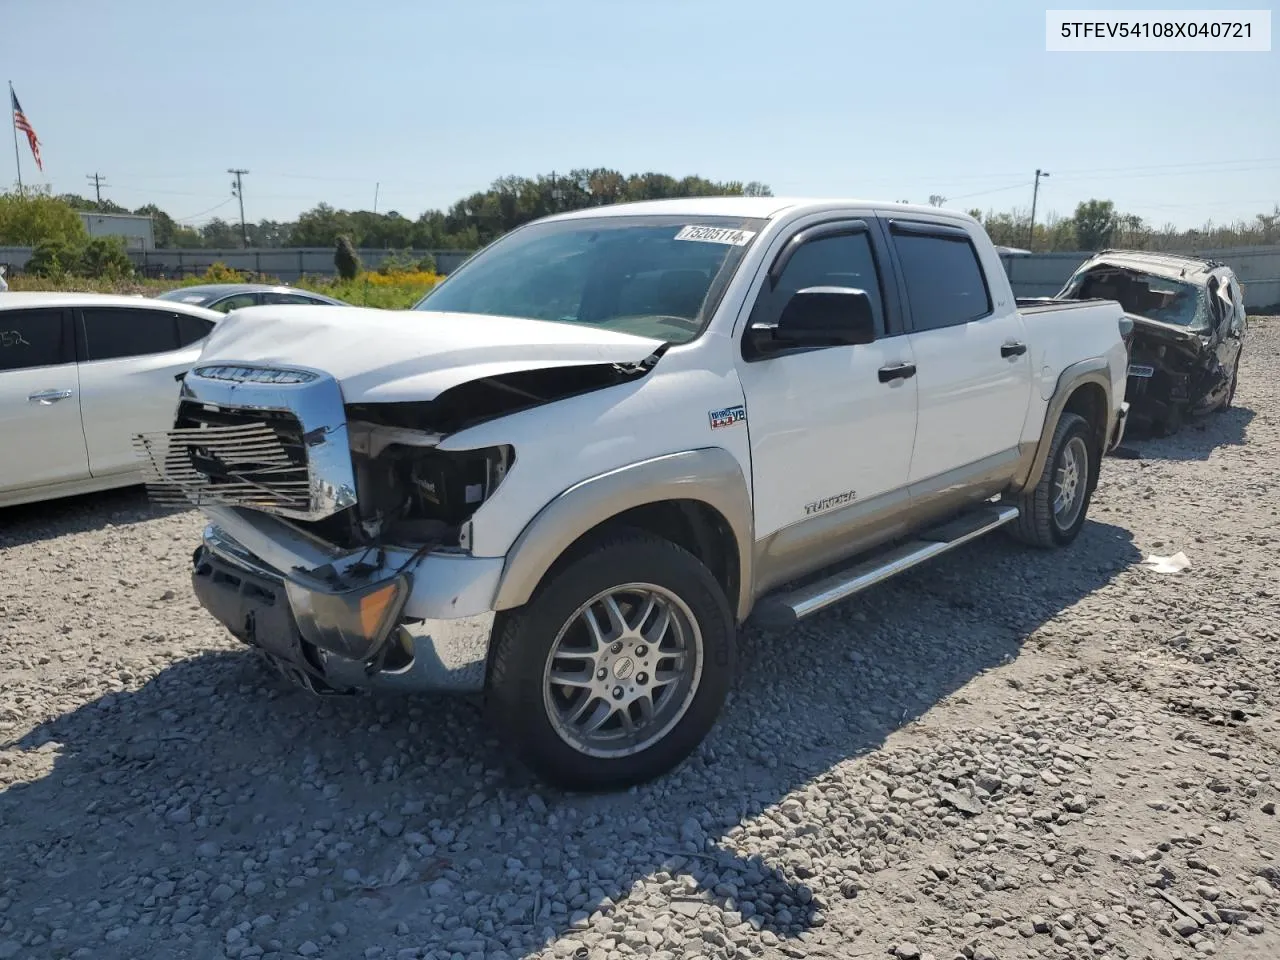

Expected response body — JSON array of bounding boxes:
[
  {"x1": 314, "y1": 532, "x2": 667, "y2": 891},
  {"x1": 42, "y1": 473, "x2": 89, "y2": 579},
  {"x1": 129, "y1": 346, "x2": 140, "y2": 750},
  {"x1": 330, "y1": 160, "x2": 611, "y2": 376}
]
[{"x1": 805, "y1": 490, "x2": 857, "y2": 516}]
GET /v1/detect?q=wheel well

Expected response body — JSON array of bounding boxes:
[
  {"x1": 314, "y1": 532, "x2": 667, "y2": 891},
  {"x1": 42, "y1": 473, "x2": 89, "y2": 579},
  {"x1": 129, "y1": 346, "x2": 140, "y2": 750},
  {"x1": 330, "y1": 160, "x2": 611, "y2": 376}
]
[
  {"x1": 541, "y1": 499, "x2": 740, "y2": 611},
  {"x1": 1062, "y1": 381, "x2": 1108, "y2": 486}
]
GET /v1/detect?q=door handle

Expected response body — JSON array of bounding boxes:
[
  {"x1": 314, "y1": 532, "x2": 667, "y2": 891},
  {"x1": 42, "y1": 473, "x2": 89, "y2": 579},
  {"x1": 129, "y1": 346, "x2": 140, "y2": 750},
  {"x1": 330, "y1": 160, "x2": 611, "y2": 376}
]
[
  {"x1": 28, "y1": 389, "x2": 74, "y2": 404},
  {"x1": 878, "y1": 362, "x2": 916, "y2": 383},
  {"x1": 1001, "y1": 341, "x2": 1028, "y2": 358}
]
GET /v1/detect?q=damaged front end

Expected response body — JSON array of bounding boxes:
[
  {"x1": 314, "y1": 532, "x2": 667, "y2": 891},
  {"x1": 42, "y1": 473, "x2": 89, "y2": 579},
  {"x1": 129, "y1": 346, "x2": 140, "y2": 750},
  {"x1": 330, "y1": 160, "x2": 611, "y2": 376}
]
[{"x1": 134, "y1": 353, "x2": 660, "y2": 696}]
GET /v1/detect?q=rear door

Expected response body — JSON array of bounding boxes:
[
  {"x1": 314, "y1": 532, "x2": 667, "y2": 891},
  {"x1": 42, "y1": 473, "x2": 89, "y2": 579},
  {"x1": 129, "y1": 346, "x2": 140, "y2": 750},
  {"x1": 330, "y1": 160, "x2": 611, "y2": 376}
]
[
  {"x1": 0, "y1": 307, "x2": 90, "y2": 494},
  {"x1": 883, "y1": 219, "x2": 1033, "y2": 484},
  {"x1": 75, "y1": 306, "x2": 214, "y2": 478}
]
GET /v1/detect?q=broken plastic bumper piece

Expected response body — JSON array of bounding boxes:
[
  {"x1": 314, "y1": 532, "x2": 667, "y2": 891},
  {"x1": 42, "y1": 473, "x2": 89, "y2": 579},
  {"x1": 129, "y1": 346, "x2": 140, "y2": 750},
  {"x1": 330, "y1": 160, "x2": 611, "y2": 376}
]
[{"x1": 284, "y1": 572, "x2": 411, "y2": 662}]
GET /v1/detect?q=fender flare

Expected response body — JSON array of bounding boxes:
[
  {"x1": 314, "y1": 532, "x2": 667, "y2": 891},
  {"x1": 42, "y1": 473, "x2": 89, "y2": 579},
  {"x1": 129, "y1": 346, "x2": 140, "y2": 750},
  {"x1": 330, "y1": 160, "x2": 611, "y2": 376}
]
[
  {"x1": 491, "y1": 448, "x2": 755, "y2": 621},
  {"x1": 1011, "y1": 357, "x2": 1115, "y2": 494}
]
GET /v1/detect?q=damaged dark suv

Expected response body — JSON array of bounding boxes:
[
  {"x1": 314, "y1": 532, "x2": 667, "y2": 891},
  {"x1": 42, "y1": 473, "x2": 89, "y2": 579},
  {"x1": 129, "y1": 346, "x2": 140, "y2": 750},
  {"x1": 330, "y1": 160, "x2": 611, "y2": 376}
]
[{"x1": 1058, "y1": 250, "x2": 1247, "y2": 435}]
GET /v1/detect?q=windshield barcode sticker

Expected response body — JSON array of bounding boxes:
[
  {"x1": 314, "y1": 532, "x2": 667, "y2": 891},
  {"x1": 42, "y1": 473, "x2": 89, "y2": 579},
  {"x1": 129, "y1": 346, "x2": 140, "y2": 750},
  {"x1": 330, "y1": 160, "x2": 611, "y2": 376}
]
[{"x1": 674, "y1": 225, "x2": 756, "y2": 246}]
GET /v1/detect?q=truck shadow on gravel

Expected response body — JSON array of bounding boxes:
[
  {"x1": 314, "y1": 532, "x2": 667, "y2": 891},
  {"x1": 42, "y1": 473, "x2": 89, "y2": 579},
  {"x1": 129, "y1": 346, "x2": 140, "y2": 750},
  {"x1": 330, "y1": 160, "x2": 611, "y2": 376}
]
[
  {"x1": 0, "y1": 486, "x2": 190, "y2": 549},
  {"x1": 4, "y1": 519, "x2": 1142, "y2": 959},
  {"x1": 1116, "y1": 405, "x2": 1254, "y2": 462}
]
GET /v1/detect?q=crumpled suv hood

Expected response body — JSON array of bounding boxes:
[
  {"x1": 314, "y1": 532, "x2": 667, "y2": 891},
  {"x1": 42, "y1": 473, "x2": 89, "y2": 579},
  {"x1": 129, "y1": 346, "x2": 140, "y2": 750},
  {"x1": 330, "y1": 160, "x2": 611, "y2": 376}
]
[{"x1": 195, "y1": 305, "x2": 665, "y2": 404}]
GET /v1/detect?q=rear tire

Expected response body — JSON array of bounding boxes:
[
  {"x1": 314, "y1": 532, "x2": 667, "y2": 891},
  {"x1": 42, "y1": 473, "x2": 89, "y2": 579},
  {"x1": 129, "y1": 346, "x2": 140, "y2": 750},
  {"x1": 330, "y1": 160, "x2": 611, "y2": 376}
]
[
  {"x1": 486, "y1": 529, "x2": 736, "y2": 791},
  {"x1": 1006, "y1": 412, "x2": 1096, "y2": 549}
]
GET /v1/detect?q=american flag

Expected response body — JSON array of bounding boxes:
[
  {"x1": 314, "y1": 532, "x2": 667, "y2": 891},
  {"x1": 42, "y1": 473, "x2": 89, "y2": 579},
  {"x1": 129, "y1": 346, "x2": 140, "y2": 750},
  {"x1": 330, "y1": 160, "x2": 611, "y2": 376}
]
[{"x1": 11, "y1": 88, "x2": 42, "y2": 172}]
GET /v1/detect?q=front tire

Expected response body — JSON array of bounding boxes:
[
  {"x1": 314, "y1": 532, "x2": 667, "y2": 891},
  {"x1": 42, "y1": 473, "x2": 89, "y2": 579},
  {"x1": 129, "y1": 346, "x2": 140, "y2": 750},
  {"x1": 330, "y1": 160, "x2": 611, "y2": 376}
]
[
  {"x1": 1220, "y1": 356, "x2": 1240, "y2": 411},
  {"x1": 486, "y1": 529, "x2": 736, "y2": 791},
  {"x1": 1006, "y1": 411, "x2": 1096, "y2": 549}
]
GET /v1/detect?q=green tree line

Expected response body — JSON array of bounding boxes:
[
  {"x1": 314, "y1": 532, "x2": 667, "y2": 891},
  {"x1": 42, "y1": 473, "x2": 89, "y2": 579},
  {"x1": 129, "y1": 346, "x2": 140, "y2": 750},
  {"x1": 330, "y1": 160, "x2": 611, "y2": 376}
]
[
  {"x1": 4, "y1": 174, "x2": 1277, "y2": 256},
  {"x1": 23, "y1": 169, "x2": 773, "y2": 251},
  {"x1": 967, "y1": 198, "x2": 1280, "y2": 253}
]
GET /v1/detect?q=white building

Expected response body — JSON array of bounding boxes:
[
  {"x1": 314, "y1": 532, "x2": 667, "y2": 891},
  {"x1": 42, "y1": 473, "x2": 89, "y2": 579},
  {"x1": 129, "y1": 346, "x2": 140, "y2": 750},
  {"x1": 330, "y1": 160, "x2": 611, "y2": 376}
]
[{"x1": 78, "y1": 211, "x2": 155, "y2": 250}]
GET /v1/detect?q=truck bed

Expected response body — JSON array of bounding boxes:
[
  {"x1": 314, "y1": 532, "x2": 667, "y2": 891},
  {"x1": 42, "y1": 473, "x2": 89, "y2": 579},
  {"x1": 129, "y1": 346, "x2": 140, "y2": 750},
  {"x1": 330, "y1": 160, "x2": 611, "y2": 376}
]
[{"x1": 1017, "y1": 296, "x2": 1115, "y2": 314}]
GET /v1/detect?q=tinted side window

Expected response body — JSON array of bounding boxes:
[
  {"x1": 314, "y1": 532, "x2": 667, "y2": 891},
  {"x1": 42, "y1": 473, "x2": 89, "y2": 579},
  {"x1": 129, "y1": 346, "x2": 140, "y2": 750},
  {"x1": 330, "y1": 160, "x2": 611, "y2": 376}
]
[
  {"x1": 755, "y1": 231, "x2": 886, "y2": 334},
  {"x1": 212, "y1": 293, "x2": 259, "y2": 313},
  {"x1": 893, "y1": 232, "x2": 992, "y2": 331},
  {"x1": 81, "y1": 308, "x2": 180, "y2": 362},
  {"x1": 177, "y1": 314, "x2": 215, "y2": 347},
  {"x1": 0, "y1": 309, "x2": 70, "y2": 372},
  {"x1": 261, "y1": 292, "x2": 320, "y2": 305}
]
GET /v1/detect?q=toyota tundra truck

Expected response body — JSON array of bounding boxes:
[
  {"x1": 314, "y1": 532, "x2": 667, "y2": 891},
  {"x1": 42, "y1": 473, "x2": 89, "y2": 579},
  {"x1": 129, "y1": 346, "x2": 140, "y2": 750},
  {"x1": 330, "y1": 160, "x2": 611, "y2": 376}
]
[{"x1": 136, "y1": 197, "x2": 1131, "y2": 790}]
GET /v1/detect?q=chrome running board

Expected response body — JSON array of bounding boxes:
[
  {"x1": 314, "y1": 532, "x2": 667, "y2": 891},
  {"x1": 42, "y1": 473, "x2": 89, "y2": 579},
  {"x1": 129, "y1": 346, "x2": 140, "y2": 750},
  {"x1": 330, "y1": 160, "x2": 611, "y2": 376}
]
[{"x1": 752, "y1": 504, "x2": 1020, "y2": 629}]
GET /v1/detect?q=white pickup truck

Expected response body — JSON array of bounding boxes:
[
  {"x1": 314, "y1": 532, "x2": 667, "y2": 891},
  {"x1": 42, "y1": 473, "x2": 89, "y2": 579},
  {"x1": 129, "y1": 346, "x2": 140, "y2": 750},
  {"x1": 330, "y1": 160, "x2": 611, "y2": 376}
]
[{"x1": 138, "y1": 197, "x2": 1130, "y2": 790}]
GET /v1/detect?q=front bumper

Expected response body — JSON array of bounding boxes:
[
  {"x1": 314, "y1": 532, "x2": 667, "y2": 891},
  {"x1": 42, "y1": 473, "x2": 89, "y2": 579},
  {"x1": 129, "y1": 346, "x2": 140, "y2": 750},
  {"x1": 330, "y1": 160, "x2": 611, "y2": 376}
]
[{"x1": 194, "y1": 524, "x2": 497, "y2": 694}]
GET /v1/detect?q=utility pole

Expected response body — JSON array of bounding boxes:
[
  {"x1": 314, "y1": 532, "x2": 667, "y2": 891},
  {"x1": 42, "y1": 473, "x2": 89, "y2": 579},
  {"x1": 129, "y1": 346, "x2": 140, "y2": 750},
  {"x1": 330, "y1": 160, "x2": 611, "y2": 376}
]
[
  {"x1": 86, "y1": 171, "x2": 108, "y2": 204},
  {"x1": 1028, "y1": 169, "x2": 1049, "y2": 249},
  {"x1": 549, "y1": 170, "x2": 564, "y2": 212},
  {"x1": 228, "y1": 168, "x2": 249, "y2": 246}
]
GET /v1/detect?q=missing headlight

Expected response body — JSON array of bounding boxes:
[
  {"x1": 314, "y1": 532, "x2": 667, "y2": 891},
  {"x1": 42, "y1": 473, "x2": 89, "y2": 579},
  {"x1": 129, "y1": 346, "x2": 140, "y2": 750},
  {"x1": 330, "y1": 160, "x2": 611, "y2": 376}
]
[
  {"x1": 350, "y1": 437, "x2": 513, "y2": 547},
  {"x1": 407, "y1": 446, "x2": 511, "y2": 527}
]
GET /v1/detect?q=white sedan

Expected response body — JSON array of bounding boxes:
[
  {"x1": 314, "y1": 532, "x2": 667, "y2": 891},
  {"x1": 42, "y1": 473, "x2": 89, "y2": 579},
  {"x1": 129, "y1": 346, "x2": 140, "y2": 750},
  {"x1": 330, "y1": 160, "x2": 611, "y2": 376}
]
[{"x1": 0, "y1": 292, "x2": 223, "y2": 509}]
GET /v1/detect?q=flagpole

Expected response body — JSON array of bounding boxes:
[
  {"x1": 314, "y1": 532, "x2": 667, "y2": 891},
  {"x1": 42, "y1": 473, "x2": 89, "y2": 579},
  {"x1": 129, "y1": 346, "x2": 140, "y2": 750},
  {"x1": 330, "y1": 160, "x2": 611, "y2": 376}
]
[{"x1": 8, "y1": 81, "x2": 22, "y2": 193}]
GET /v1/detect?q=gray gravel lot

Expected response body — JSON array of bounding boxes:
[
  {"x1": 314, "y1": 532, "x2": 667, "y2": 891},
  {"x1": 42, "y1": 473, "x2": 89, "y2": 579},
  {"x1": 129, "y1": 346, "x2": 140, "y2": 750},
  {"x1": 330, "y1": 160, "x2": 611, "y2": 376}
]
[{"x1": 2, "y1": 319, "x2": 1278, "y2": 960}]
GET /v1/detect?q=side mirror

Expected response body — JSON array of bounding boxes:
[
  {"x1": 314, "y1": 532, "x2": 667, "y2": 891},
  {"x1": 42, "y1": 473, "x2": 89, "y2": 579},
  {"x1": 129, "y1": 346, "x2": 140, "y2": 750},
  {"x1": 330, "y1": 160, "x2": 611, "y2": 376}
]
[{"x1": 746, "y1": 286, "x2": 876, "y2": 357}]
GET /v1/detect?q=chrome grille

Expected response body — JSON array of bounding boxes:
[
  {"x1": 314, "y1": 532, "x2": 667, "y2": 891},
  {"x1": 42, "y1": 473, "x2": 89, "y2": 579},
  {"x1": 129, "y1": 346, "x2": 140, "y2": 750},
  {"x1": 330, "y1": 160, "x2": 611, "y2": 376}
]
[
  {"x1": 135, "y1": 404, "x2": 311, "y2": 514},
  {"x1": 133, "y1": 364, "x2": 358, "y2": 522}
]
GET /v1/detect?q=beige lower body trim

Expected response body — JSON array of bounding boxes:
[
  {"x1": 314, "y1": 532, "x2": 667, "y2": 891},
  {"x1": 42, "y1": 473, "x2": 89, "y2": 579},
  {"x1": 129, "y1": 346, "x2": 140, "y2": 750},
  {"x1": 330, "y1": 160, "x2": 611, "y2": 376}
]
[{"x1": 750, "y1": 445, "x2": 1030, "y2": 599}]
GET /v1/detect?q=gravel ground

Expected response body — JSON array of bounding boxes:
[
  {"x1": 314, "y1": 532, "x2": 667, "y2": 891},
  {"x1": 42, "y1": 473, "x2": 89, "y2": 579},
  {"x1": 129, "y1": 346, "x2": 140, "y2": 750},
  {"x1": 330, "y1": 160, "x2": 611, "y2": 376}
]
[{"x1": 2, "y1": 319, "x2": 1278, "y2": 960}]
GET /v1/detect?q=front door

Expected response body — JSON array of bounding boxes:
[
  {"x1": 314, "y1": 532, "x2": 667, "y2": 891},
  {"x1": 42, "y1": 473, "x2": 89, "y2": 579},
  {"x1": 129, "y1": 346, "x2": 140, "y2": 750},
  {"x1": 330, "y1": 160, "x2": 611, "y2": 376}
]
[
  {"x1": 735, "y1": 216, "x2": 919, "y2": 593},
  {"x1": 0, "y1": 307, "x2": 90, "y2": 495}
]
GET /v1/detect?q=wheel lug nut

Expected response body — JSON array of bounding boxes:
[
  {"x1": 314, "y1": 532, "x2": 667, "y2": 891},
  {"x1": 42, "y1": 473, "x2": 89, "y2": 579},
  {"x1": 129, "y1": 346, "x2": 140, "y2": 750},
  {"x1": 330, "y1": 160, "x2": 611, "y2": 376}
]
[
  {"x1": 636, "y1": 672, "x2": 648, "y2": 684},
  {"x1": 596, "y1": 668, "x2": 607, "y2": 680},
  {"x1": 635, "y1": 644, "x2": 647, "y2": 657},
  {"x1": 611, "y1": 642, "x2": 623, "y2": 654},
  {"x1": 612, "y1": 686, "x2": 624, "y2": 700}
]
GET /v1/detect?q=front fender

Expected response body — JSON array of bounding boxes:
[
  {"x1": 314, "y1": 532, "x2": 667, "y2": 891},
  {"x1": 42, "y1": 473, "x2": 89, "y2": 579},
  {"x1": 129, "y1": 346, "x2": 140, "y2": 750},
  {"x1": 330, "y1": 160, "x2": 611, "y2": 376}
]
[{"x1": 492, "y1": 448, "x2": 755, "y2": 621}]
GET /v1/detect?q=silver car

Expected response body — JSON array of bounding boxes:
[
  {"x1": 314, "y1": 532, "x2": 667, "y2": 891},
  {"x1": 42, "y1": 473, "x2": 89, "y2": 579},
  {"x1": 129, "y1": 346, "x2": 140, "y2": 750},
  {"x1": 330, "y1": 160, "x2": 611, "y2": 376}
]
[{"x1": 155, "y1": 283, "x2": 350, "y2": 313}]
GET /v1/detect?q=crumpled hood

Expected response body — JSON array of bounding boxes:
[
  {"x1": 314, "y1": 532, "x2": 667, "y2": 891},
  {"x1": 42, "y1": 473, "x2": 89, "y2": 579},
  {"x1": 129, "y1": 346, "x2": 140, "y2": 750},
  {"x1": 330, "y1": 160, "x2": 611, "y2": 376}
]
[{"x1": 196, "y1": 305, "x2": 664, "y2": 403}]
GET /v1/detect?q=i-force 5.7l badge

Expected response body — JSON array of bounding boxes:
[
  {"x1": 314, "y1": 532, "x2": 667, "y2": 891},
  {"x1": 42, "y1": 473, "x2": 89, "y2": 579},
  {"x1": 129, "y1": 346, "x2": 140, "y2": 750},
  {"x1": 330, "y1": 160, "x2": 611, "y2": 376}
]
[{"x1": 708, "y1": 404, "x2": 747, "y2": 430}]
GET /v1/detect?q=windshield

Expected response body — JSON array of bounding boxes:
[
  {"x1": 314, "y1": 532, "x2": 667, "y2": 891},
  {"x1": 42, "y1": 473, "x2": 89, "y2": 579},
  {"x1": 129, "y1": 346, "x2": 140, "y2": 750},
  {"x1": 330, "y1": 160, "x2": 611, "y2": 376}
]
[
  {"x1": 412, "y1": 214, "x2": 768, "y2": 343},
  {"x1": 1063, "y1": 266, "x2": 1209, "y2": 328}
]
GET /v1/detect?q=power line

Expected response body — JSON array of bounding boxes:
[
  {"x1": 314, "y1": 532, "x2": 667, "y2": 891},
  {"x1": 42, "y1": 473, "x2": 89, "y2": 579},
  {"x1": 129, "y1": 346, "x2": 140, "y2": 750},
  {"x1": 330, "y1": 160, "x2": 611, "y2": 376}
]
[
  {"x1": 948, "y1": 181, "x2": 1033, "y2": 202},
  {"x1": 1050, "y1": 156, "x2": 1280, "y2": 176},
  {"x1": 1051, "y1": 163, "x2": 1280, "y2": 185},
  {"x1": 174, "y1": 197, "x2": 234, "y2": 223},
  {"x1": 86, "y1": 172, "x2": 109, "y2": 203}
]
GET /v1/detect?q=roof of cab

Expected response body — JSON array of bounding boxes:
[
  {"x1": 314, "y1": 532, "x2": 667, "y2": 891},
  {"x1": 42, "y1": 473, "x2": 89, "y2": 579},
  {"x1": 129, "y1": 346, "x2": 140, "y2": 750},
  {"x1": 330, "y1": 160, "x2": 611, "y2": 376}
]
[
  {"x1": 0, "y1": 290, "x2": 223, "y2": 318},
  {"x1": 540, "y1": 196, "x2": 978, "y2": 225}
]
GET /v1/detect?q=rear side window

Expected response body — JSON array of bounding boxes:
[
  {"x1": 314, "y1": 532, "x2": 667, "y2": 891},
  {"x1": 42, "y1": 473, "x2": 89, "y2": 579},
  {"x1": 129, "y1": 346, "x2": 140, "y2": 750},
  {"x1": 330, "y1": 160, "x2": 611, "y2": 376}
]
[
  {"x1": 892, "y1": 230, "x2": 992, "y2": 331},
  {"x1": 81, "y1": 308, "x2": 181, "y2": 361},
  {"x1": 177, "y1": 314, "x2": 215, "y2": 347},
  {"x1": 0, "y1": 308, "x2": 70, "y2": 372}
]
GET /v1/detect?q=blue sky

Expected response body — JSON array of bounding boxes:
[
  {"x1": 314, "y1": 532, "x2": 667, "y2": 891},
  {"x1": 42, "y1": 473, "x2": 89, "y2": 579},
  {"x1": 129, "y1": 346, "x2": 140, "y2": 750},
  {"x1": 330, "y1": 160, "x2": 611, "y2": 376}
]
[{"x1": 6, "y1": 0, "x2": 1277, "y2": 230}]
